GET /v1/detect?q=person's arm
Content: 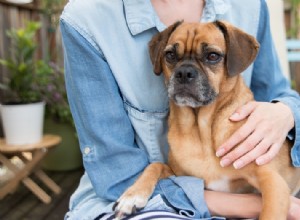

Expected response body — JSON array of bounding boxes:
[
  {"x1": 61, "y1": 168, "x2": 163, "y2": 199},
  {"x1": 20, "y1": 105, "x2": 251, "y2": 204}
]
[
  {"x1": 216, "y1": 0, "x2": 300, "y2": 168},
  {"x1": 205, "y1": 190, "x2": 261, "y2": 218},
  {"x1": 60, "y1": 19, "x2": 150, "y2": 201},
  {"x1": 205, "y1": 191, "x2": 300, "y2": 220}
]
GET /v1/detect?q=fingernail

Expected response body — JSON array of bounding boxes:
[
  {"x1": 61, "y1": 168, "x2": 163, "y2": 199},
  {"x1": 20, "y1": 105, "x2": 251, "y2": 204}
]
[
  {"x1": 256, "y1": 158, "x2": 264, "y2": 165},
  {"x1": 216, "y1": 148, "x2": 225, "y2": 157},
  {"x1": 233, "y1": 160, "x2": 244, "y2": 169},
  {"x1": 220, "y1": 158, "x2": 231, "y2": 167},
  {"x1": 230, "y1": 112, "x2": 239, "y2": 120}
]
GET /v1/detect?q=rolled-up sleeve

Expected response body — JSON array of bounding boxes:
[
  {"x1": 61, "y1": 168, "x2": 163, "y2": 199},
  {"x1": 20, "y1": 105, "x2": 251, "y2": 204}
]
[{"x1": 155, "y1": 176, "x2": 214, "y2": 219}]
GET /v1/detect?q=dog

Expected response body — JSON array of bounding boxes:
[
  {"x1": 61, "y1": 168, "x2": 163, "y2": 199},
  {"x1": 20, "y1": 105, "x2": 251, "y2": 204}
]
[{"x1": 113, "y1": 21, "x2": 300, "y2": 220}]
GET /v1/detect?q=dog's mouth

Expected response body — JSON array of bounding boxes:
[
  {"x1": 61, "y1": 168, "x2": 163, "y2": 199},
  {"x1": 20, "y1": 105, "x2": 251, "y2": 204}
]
[
  {"x1": 171, "y1": 91, "x2": 217, "y2": 108},
  {"x1": 167, "y1": 82, "x2": 218, "y2": 108}
]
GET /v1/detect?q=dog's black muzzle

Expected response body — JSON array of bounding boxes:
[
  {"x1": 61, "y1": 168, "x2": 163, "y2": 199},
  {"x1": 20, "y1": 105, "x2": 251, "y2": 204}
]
[{"x1": 174, "y1": 64, "x2": 198, "y2": 84}]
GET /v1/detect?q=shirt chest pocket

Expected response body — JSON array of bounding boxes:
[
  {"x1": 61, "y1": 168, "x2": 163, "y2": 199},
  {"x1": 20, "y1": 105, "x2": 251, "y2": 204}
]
[{"x1": 123, "y1": 101, "x2": 170, "y2": 163}]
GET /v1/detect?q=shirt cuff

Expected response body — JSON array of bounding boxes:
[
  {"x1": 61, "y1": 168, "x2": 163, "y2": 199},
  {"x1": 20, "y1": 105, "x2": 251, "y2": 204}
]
[
  {"x1": 153, "y1": 176, "x2": 213, "y2": 219},
  {"x1": 272, "y1": 97, "x2": 300, "y2": 167}
]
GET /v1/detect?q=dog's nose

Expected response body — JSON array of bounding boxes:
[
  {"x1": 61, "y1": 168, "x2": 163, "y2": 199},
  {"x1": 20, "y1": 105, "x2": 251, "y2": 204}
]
[{"x1": 174, "y1": 66, "x2": 197, "y2": 84}]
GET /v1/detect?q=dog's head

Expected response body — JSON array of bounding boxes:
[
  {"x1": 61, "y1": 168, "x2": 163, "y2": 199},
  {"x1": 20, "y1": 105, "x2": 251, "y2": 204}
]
[{"x1": 149, "y1": 21, "x2": 259, "y2": 108}]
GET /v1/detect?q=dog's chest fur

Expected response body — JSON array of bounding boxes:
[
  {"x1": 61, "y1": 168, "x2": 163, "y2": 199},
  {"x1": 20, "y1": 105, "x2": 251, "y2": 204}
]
[
  {"x1": 168, "y1": 121, "x2": 256, "y2": 194},
  {"x1": 167, "y1": 85, "x2": 255, "y2": 193},
  {"x1": 206, "y1": 176, "x2": 230, "y2": 191}
]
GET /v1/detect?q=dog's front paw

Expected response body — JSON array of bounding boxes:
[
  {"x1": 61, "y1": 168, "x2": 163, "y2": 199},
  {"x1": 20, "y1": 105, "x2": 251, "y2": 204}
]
[{"x1": 113, "y1": 187, "x2": 149, "y2": 219}]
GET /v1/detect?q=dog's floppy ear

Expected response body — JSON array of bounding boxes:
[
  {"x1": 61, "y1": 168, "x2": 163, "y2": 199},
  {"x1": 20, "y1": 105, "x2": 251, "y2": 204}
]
[
  {"x1": 148, "y1": 21, "x2": 183, "y2": 75},
  {"x1": 215, "y1": 20, "x2": 260, "y2": 77}
]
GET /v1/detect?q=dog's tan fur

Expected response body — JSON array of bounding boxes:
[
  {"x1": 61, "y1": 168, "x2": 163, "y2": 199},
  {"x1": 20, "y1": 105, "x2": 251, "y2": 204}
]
[{"x1": 114, "y1": 21, "x2": 300, "y2": 220}]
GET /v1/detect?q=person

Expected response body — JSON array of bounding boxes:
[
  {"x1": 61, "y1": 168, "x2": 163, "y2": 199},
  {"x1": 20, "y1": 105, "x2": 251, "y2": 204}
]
[{"x1": 60, "y1": 0, "x2": 300, "y2": 219}]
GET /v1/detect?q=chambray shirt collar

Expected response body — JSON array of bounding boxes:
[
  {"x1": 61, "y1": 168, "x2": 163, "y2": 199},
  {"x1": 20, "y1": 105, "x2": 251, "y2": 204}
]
[
  {"x1": 122, "y1": 0, "x2": 231, "y2": 35},
  {"x1": 122, "y1": 0, "x2": 159, "y2": 35}
]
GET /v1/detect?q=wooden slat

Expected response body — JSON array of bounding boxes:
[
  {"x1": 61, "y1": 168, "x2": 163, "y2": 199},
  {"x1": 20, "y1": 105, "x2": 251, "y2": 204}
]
[
  {"x1": 34, "y1": 169, "x2": 61, "y2": 195},
  {"x1": 22, "y1": 177, "x2": 52, "y2": 204},
  {"x1": 0, "y1": 169, "x2": 83, "y2": 220},
  {"x1": 31, "y1": 170, "x2": 82, "y2": 220}
]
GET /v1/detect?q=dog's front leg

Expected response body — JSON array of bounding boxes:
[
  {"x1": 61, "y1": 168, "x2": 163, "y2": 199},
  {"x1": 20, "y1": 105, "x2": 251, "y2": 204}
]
[
  {"x1": 114, "y1": 162, "x2": 173, "y2": 219},
  {"x1": 250, "y1": 167, "x2": 290, "y2": 220}
]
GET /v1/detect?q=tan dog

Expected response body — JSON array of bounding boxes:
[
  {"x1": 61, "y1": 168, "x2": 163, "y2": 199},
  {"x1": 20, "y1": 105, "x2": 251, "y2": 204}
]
[{"x1": 114, "y1": 21, "x2": 300, "y2": 220}]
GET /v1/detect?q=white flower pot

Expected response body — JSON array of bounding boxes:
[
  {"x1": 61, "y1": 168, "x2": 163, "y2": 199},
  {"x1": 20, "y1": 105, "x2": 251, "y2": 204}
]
[{"x1": 0, "y1": 102, "x2": 45, "y2": 145}]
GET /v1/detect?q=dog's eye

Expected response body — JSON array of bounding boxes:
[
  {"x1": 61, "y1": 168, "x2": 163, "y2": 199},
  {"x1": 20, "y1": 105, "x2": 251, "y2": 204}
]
[
  {"x1": 165, "y1": 51, "x2": 176, "y2": 62},
  {"x1": 206, "y1": 52, "x2": 221, "y2": 63}
]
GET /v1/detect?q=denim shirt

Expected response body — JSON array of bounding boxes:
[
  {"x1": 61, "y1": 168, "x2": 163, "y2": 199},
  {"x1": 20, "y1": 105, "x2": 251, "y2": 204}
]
[{"x1": 60, "y1": 0, "x2": 300, "y2": 219}]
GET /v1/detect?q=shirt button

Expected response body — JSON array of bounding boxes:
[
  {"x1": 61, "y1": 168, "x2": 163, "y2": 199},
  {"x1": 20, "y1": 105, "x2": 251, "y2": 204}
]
[{"x1": 84, "y1": 147, "x2": 91, "y2": 155}]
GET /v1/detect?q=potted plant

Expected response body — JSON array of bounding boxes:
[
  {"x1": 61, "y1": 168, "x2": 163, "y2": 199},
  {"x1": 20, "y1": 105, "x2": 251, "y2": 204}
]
[{"x1": 0, "y1": 21, "x2": 52, "y2": 145}]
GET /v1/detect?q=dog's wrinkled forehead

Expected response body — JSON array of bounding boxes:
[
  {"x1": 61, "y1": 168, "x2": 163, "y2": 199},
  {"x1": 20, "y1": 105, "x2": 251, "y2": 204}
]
[{"x1": 166, "y1": 23, "x2": 226, "y2": 57}]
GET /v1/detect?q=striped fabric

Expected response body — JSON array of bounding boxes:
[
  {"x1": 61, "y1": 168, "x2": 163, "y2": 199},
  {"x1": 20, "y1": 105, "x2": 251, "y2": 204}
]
[{"x1": 96, "y1": 210, "x2": 192, "y2": 220}]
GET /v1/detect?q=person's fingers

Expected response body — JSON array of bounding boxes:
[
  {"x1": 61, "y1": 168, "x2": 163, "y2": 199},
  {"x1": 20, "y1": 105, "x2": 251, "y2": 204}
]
[
  {"x1": 255, "y1": 142, "x2": 282, "y2": 166},
  {"x1": 219, "y1": 129, "x2": 264, "y2": 167},
  {"x1": 290, "y1": 196, "x2": 300, "y2": 206},
  {"x1": 229, "y1": 101, "x2": 258, "y2": 121},
  {"x1": 232, "y1": 138, "x2": 272, "y2": 169},
  {"x1": 288, "y1": 196, "x2": 300, "y2": 220},
  {"x1": 216, "y1": 119, "x2": 256, "y2": 158}
]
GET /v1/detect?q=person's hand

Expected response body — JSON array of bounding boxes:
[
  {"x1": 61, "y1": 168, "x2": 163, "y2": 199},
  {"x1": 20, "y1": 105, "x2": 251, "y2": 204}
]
[
  {"x1": 288, "y1": 196, "x2": 300, "y2": 220},
  {"x1": 216, "y1": 101, "x2": 294, "y2": 169}
]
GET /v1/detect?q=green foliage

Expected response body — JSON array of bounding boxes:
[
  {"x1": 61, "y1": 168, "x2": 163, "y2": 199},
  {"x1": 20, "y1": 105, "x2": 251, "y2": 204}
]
[
  {"x1": 289, "y1": 0, "x2": 300, "y2": 7},
  {"x1": 0, "y1": 22, "x2": 50, "y2": 103},
  {"x1": 286, "y1": 0, "x2": 300, "y2": 39},
  {"x1": 0, "y1": 21, "x2": 73, "y2": 126},
  {"x1": 41, "y1": 0, "x2": 65, "y2": 16},
  {"x1": 40, "y1": 0, "x2": 66, "y2": 31}
]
